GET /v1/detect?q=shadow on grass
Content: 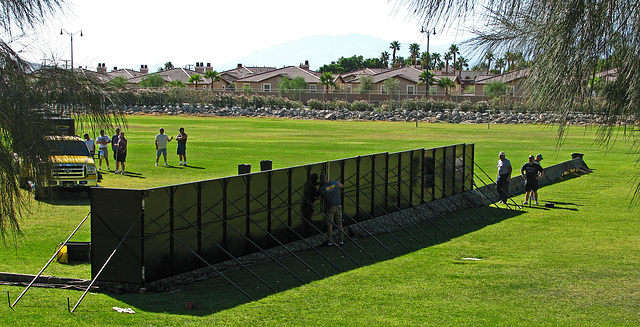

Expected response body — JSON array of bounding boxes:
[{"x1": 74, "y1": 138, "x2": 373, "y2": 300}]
[
  {"x1": 35, "y1": 190, "x2": 90, "y2": 206},
  {"x1": 110, "y1": 205, "x2": 525, "y2": 315},
  {"x1": 121, "y1": 171, "x2": 145, "y2": 178}
]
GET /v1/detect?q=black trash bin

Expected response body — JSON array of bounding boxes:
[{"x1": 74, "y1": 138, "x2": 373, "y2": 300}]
[
  {"x1": 238, "y1": 164, "x2": 251, "y2": 175},
  {"x1": 571, "y1": 153, "x2": 584, "y2": 159},
  {"x1": 260, "y1": 160, "x2": 272, "y2": 171}
]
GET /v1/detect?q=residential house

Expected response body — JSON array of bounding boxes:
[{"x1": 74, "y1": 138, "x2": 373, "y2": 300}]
[
  {"x1": 233, "y1": 64, "x2": 322, "y2": 93},
  {"x1": 473, "y1": 69, "x2": 529, "y2": 96},
  {"x1": 218, "y1": 64, "x2": 277, "y2": 91},
  {"x1": 455, "y1": 70, "x2": 489, "y2": 93},
  {"x1": 334, "y1": 68, "x2": 389, "y2": 92},
  {"x1": 127, "y1": 67, "x2": 204, "y2": 88},
  {"x1": 344, "y1": 66, "x2": 461, "y2": 96}
]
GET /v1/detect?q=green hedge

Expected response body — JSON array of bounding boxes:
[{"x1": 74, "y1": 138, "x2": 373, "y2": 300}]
[{"x1": 111, "y1": 89, "x2": 607, "y2": 113}]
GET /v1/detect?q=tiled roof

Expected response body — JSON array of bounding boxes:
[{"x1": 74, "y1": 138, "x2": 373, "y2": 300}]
[
  {"x1": 127, "y1": 68, "x2": 201, "y2": 84},
  {"x1": 370, "y1": 66, "x2": 424, "y2": 83},
  {"x1": 77, "y1": 68, "x2": 111, "y2": 83},
  {"x1": 235, "y1": 66, "x2": 321, "y2": 83},
  {"x1": 475, "y1": 69, "x2": 530, "y2": 84},
  {"x1": 338, "y1": 68, "x2": 390, "y2": 82},
  {"x1": 221, "y1": 66, "x2": 277, "y2": 81},
  {"x1": 106, "y1": 69, "x2": 144, "y2": 80}
]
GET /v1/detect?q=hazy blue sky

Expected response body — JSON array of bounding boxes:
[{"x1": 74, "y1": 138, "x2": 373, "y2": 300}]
[{"x1": 15, "y1": 0, "x2": 471, "y2": 70}]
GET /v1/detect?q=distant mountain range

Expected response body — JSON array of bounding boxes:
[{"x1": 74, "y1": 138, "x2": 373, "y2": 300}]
[{"x1": 212, "y1": 34, "x2": 464, "y2": 72}]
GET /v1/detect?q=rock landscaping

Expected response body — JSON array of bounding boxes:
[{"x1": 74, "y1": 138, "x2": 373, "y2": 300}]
[{"x1": 119, "y1": 104, "x2": 637, "y2": 125}]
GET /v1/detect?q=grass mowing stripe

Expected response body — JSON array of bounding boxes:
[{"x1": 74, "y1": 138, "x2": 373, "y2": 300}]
[{"x1": 1, "y1": 116, "x2": 638, "y2": 325}]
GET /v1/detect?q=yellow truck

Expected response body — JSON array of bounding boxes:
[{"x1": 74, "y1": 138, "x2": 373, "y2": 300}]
[
  {"x1": 20, "y1": 117, "x2": 100, "y2": 198},
  {"x1": 44, "y1": 135, "x2": 99, "y2": 190}
]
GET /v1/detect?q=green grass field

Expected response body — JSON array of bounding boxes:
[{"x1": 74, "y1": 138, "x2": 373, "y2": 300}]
[{"x1": 1, "y1": 116, "x2": 639, "y2": 326}]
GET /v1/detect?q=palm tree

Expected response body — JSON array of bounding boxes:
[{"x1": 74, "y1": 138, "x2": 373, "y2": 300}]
[
  {"x1": 319, "y1": 72, "x2": 336, "y2": 98},
  {"x1": 495, "y1": 58, "x2": 506, "y2": 74},
  {"x1": 431, "y1": 53, "x2": 441, "y2": 72},
  {"x1": 409, "y1": 43, "x2": 421, "y2": 66},
  {"x1": 420, "y1": 52, "x2": 430, "y2": 69},
  {"x1": 418, "y1": 70, "x2": 436, "y2": 97},
  {"x1": 448, "y1": 44, "x2": 459, "y2": 77},
  {"x1": 1, "y1": 0, "x2": 121, "y2": 238},
  {"x1": 485, "y1": 51, "x2": 495, "y2": 74},
  {"x1": 504, "y1": 51, "x2": 515, "y2": 72},
  {"x1": 389, "y1": 41, "x2": 401, "y2": 67},
  {"x1": 455, "y1": 57, "x2": 469, "y2": 79},
  {"x1": 443, "y1": 52, "x2": 452, "y2": 75},
  {"x1": 438, "y1": 77, "x2": 456, "y2": 100},
  {"x1": 204, "y1": 70, "x2": 221, "y2": 91},
  {"x1": 380, "y1": 51, "x2": 390, "y2": 68},
  {"x1": 188, "y1": 74, "x2": 203, "y2": 90}
]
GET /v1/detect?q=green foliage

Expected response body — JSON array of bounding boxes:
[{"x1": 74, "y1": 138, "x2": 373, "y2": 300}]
[
  {"x1": 242, "y1": 84, "x2": 253, "y2": 94},
  {"x1": 138, "y1": 75, "x2": 166, "y2": 88},
  {"x1": 358, "y1": 75, "x2": 374, "y2": 94},
  {"x1": 109, "y1": 76, "x2": 128, "y2": 89},
  {"x1": 485, "y1": 81, "x2": 508, "y2": 98},
  {"x1": 307, "y1": 99, "x2": 324, "y2": 110},
  {"x1": 350, "y1": 100, "x2": 374, "y2": 111},
  {"x1": 319, "y1": 72, "x2": 335, "y2": 93},
  {"x1": 188, "y1": 74, "x2": 203, "y2": 88},
  {"x1": 278, "y1": 76, "x2": 308, "y2": 100},
  {"x1": 167, "y1": 80, "x2": 186, "y2": 88},
  {"x1": 383, "y1": 78, "x2": 400, "y2": 95},
  {"x1": 318, "y1": 55, "x2": 385, "y2": 74},
  {"x1": 459, "y1": 99, "x2": 475, "y2": 111}
]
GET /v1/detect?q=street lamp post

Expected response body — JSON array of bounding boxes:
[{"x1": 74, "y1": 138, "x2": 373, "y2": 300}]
[
  {"x1": 420, "y1": 27, "x2": 436, "y2": 98},
  {"x1": 420, "y1": 27, "x2": 436, "y2": 70},
  {"x1": 60, "y1": 29, "x2": 82, "y2": 69}
]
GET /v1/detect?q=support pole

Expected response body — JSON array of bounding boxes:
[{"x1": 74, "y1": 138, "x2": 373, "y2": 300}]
[{"x1": 11, "y1": 211, "x2": 90, "y2": 308}]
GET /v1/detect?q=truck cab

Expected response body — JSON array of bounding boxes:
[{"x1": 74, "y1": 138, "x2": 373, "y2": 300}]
[{"x1": 44, "y1": 135, "x2": 99, "y2": 190}]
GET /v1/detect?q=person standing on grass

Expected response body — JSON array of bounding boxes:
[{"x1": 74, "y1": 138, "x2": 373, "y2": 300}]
[
  {"x1": 112, "y1": 127, "x2": 121, "y2": 164},
  {"x1": 83, "y1": 133, "x2": 95, "y2": 158},
  {"x1": 318, "y1": 174, "x2": 344, "y2": 246},
  {"x1": 114, "y1": 132, "x2": 127, "y2": 174},
  {"x1": 155, "y1": 128, "x2": 173, "y2": 166},
  {"x1": 176, "y1": 127, "x2": 188, "y2": 166},
  {"x1": 96, "y1": 129, "x2": 111, "y2": 171},
  {"x1": 534, "y1": 153, "x2": 543, "y2": 166},
  {"x1": 522, "y1": 154, "x2": 544, "y2": 205},
  {"x1": 496, "y1": 151, "x2": 512, "y2": 204}
]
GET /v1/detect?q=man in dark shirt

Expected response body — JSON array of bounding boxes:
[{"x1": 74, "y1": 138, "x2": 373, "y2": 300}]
[
  {"x1": 176, "y1": 127, "x2": 188, "y2": 166},
  {"x1": 521, "y1": 155, "x2": 544, "y2": 205},
  {"x1": 111, "y1": 127, "x2": 121, "y2": 163},
  {"x1": 318, "y1": 174, "x2": 344, "y2": 246}
]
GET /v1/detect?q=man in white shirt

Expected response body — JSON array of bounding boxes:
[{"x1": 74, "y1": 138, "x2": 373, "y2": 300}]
[
  {"x1": 155, "y1": 128, "x2": 173, "y2": 166},
  {"x1": 83, "y1": 133, "x2": 95, "y2": 158},
  {"x1": 96, "y1": 129, "x2": 111, "y2": 170},
  {"x1": 496, "y1": 151, "x2": 512, "y2": 204}
]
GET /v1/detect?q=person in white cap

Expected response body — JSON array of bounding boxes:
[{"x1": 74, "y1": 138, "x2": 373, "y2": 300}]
[{"x1": 496, "y1": 151, "x2": 512, "y2": 204}]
